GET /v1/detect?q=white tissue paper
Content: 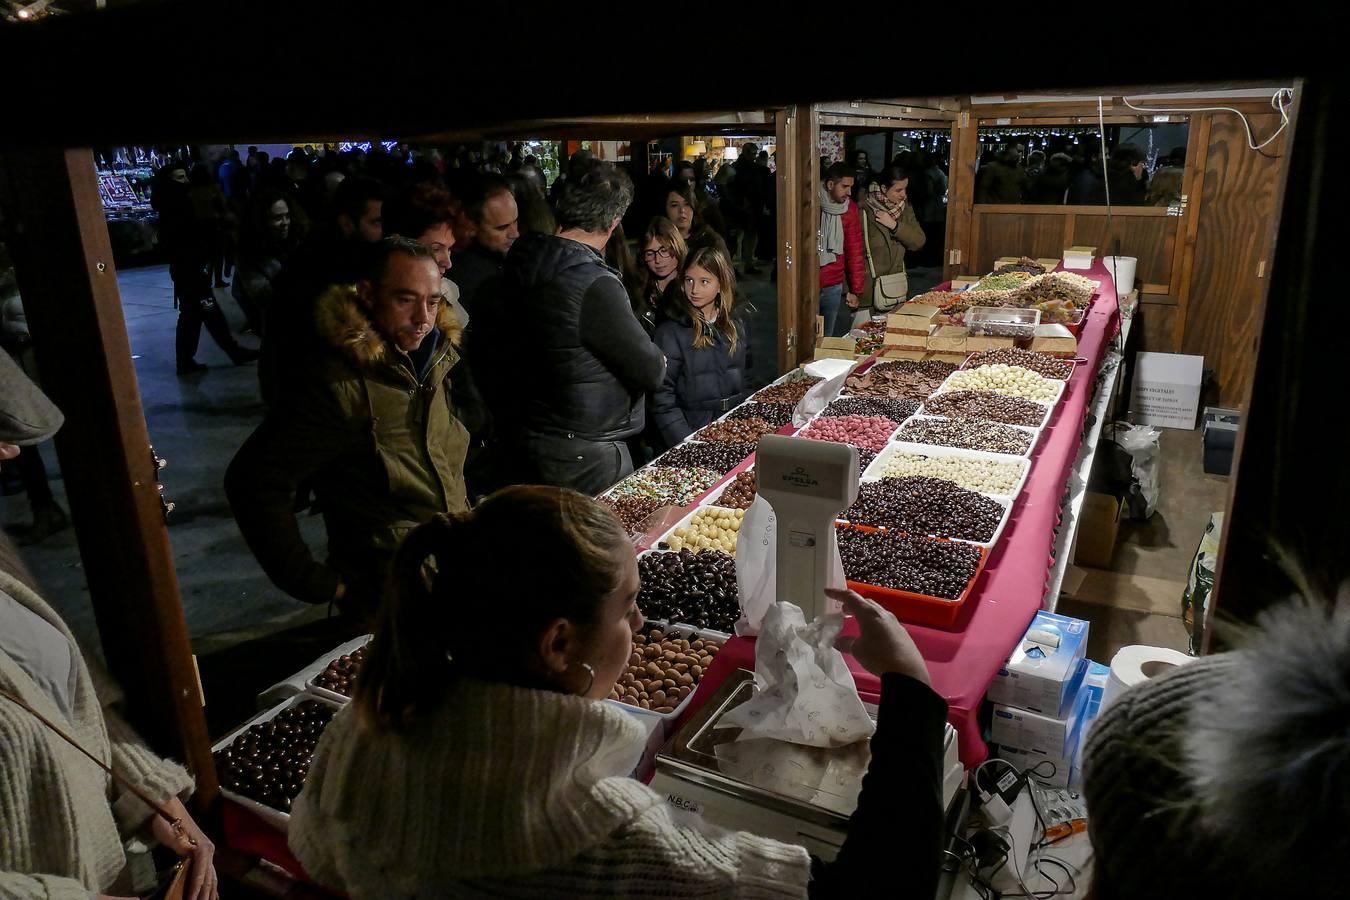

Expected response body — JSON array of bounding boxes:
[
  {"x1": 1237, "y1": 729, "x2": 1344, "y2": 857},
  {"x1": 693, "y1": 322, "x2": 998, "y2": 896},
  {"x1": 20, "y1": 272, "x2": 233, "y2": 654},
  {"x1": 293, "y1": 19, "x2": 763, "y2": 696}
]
[
  {"x1": 716, "y1": 601, "x2": 875, "y2": 748},
  {"x1": 791, "y1": 368, "x2": 850, "y2": 428},
  {"x1": 734, "y1": 495, "x2": 848, "y2": 635}
]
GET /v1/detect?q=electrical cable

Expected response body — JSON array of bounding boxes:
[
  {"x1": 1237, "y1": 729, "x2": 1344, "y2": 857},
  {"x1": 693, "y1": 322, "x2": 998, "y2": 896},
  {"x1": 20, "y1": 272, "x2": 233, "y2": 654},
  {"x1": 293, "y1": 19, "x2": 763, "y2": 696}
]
[{"x1": 1119, "y1": 88, "x2": 1294, "y2": 152}]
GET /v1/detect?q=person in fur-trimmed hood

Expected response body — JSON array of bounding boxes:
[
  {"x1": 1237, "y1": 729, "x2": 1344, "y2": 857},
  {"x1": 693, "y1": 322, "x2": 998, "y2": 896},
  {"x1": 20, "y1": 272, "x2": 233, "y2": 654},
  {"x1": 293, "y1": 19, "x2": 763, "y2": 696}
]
[{"x1": 225, "y1": 237, "x2": 470, "y2": 622}]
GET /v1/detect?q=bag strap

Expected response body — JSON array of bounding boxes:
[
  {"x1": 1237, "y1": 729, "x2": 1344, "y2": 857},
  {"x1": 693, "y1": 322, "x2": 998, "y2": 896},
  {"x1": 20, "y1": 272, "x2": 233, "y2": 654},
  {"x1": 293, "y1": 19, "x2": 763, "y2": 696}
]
[
  {"x1": 861, "y1": 208, "x2": 878, "y2": 280},
  {"x1": 0, "y1": 686, "x2": 191, "y2": 839}
]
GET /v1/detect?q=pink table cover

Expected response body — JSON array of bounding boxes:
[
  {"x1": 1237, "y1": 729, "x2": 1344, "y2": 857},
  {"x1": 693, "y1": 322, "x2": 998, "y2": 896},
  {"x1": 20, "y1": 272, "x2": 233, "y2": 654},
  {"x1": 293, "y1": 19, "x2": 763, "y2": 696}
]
[{"x1": 678, "y1": 261, "x2": 1121, "y2": 766}]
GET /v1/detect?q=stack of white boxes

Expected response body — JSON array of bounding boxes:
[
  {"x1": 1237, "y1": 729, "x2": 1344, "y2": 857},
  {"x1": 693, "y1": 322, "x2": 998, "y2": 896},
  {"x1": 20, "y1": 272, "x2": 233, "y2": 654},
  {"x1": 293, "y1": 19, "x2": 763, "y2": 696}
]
[{"x1": 986, "y1": 611, "x2": 1094, "y2": 789}]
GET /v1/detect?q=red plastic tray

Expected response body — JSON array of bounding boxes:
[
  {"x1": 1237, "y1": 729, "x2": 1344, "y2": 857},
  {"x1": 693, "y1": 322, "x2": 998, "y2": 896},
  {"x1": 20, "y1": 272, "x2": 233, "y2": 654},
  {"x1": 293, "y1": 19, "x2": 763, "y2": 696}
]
[{"x1": 838, "y1": 525, "x2": 989, "y2": 628}]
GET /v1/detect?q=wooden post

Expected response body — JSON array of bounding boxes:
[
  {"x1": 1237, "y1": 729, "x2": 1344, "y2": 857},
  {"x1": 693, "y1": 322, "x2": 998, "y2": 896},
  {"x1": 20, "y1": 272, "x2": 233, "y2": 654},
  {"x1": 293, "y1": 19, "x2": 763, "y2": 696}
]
[
  {"x1": 794, "y1": 104, "x2": 821, "y2": 367},
  {"x1": 945, "y1": 104, "x2": 978, "y2": 282},
  {"x1": 774, "y1": 107, "x2": 801, "y2": 374},
  {"x1": 0, "y1": 149, "x2": 218, "y2": 803},
  {"x1": 1206, "y1": 79, "x2": 1350, "y2": 648}
]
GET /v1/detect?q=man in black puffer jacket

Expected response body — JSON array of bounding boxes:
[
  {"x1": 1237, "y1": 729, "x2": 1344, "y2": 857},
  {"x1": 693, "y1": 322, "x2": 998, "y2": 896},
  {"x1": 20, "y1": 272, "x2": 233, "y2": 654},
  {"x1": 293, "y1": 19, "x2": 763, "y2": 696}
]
[{"x1": 496, "y1": 163, "x2": 666, "y2": 494}]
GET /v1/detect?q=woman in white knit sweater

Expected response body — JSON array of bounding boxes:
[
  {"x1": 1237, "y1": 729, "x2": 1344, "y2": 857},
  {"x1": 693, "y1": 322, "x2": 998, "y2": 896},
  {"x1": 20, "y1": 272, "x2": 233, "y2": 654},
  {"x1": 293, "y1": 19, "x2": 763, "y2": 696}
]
[
  {"x1": 289, "y1": 485, "x2": 949, "y2": 898},
  {"x1": 0, "y1": 350, "x2": 217, "y2": 900}
]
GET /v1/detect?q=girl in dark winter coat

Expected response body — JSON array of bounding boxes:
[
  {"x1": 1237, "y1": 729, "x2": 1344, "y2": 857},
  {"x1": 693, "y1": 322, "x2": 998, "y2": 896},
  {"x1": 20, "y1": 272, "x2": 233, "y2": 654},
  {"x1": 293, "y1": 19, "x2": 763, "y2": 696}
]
[{"x1": 651, "y1": 245, "x2": 750, "y2": 448}]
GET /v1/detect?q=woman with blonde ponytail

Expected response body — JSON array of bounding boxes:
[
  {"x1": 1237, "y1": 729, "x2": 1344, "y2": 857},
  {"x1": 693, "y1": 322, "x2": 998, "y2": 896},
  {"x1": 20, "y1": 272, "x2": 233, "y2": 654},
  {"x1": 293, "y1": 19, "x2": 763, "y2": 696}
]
[
  {"x1": 649, "y1": 245, "x2": 752, "y2": 449},
  {"x1": 287, "y1": 484, "x2": 952, "y2": 899}
]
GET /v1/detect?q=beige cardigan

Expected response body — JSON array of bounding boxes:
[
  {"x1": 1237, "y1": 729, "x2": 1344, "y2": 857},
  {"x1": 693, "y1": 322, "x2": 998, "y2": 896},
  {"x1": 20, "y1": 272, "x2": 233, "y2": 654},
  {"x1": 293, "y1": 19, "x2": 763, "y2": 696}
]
[
  {"x1": 291, "y1": 678, "x2": 813, "y2": 898},
  {"x1": 0, "y1": 567, "x2": 195, "y2": 899}
]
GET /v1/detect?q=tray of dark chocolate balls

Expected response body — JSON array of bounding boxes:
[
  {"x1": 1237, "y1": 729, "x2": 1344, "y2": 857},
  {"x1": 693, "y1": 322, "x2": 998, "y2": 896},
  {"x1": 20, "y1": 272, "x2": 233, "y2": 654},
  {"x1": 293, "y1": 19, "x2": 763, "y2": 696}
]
[
  {"x1": 304, "y1": 636, "x2": 372, "y2": 705},
  {"x1": 212, "y1": 694, "x2": 342, "y2": 830},
  {"x1": 636, "y1": 548, "x2": 739, "y2": 638},
  {"x1": 835, "y1": 524, "x2": 989, "y2": 628}
]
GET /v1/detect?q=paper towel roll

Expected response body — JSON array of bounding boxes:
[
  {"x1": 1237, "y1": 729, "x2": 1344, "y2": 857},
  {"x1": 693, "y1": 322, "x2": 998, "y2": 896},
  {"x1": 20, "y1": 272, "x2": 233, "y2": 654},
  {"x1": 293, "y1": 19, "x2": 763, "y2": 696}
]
[{"x1": 1101, "y1": 645, "x2": 1194, "y2": 710}]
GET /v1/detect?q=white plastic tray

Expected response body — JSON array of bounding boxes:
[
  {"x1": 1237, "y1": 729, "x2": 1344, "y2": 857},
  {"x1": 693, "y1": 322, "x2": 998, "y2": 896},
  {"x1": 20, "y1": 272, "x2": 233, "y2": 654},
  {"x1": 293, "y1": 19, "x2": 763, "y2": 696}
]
[
  {"x1": 838, "y1": 490, "x2": 1013, "y2": 551},
  {"x1": 961, "y1": 354, "x2": 1078, "y2": 382},
  {"x1": 651, "y1": 504, "x2": 744, "y2": 557},
  {"x1": 862, "y1": 442, "x2": 1031, "y2": 500},
  {"x1": 891, "y1": 415, "x2": 1040, "y2": 460},
  {"x1": 603, "y1": 622, "x2": 729, "y2": 735},
  {"x1": 303, "y1": 635, "x2": 374, "y2": 705},
  {"x1": 917, "y1": 392, "x2": 1054, "y2": 431},
  {"x1": 698, "y1": 465, "x2": 755, "y2": 510},
  {"x1": 635, "y1": 548, "x2": 737, "y2": 640},
  {"x1": 212, "y1": 693, "x2": 343, "y2": 832},
  {"x1": 931, "y1": 367, "x2": 1066, "y2": 409}
]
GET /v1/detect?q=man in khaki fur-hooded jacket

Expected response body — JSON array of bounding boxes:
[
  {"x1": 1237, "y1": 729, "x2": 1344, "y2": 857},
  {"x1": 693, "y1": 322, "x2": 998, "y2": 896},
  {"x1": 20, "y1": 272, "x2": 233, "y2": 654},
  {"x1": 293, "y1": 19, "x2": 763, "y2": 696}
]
[{"x1": 226, "y1": 237, "x2": 470, "y2": 620}]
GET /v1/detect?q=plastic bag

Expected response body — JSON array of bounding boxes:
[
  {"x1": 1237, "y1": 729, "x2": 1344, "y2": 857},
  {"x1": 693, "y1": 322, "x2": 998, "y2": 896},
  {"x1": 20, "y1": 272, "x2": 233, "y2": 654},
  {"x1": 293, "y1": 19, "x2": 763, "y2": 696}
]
[
  {"x1": 1103, "y1": 422, "x2": 1162, "y2": 519},
  {"x1": 1181, "y1": 512, "x2": 1223, "y2": 655},
  {"x1": 792, "y1": 368, "x2": 850, "y2": 428},
  {"x1": 734, "y1": 494, "x2": 847, "y2": 635},
  {"x1": 715, "y1": 601, "x2": 875, "y2": 748}
]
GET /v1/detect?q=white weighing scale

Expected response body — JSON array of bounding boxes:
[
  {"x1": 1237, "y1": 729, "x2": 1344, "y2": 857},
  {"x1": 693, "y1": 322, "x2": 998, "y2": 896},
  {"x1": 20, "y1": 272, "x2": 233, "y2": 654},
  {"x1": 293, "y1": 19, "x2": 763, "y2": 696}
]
[{"x1": 648, "y1": 435, "x2": 963, "y2": 859}]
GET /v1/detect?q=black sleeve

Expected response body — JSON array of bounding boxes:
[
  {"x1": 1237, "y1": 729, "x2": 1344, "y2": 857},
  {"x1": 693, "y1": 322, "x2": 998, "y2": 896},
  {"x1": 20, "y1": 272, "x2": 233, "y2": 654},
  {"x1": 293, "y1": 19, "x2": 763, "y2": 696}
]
[
  {"x1": 808, "y1": 674, "x2": 948, "y2": 899},
  {"x1": 578, "y1": 274, "x2": 666, "y2": 392}
]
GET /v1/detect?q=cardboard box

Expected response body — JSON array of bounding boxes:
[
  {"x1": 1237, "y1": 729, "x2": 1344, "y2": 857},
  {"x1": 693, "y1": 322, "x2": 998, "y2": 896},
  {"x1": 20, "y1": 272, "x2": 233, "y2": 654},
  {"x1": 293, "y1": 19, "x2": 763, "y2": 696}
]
[
  {"x1": 1030, "y1": 323, "x2": 1078, "y2": 358},
  {"x1": 1081, "y1": 660, "x2": 1110, "y2": 723},
  {"x1": 878, "y1": 347, "x2": 928, "y2": 360},
  {"x1": 995, "y1": 705, "x2": 1087, "y2": 789},
  {"x1": 1131, "y1": 351, "x2": 1204, "y2": 429},
  {"x1": 886, "y1": 327, "x2": 932, "y2": 351},
  {"x1": 812, "y1": 348, "x2": 858, "y2": 362},
  {"x1": 992, "y1": 679, "x2": 1090, "y2": 758},
  {"x1": 951, "y1": 276, "x2": 981, "y2": 289},
  {"x1": 819, "y1": 336, "x2": 856, "y2": 351},
  {"x1": 927, "y1": 325, "x2": 969, "y2": 353},
  {"x1": 887, "y1": 308, "x2": 938, "y2": 334},
  {"x1": 926, "y1": 351, "x2": 971, "y2": 365},
  {"x1": 987, "y1": 611, "x2": 1091, "y2": 717},
  {"x1": 966, "y1": 334, "x2": 1018, "y2": 352},
  {"x1": 1036, "y1": 258, "x2": 1061, "y2": 271},
  {"x1": 1074, "y1": 491, "x2": 1123, "y2": 568}
]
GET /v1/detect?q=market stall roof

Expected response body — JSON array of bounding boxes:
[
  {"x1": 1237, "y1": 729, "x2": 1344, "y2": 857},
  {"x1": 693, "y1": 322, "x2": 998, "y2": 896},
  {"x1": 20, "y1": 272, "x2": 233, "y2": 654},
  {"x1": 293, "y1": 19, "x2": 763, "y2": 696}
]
[{"x1": 0, "y1": 0, "x2": 1332, "y2": 149}]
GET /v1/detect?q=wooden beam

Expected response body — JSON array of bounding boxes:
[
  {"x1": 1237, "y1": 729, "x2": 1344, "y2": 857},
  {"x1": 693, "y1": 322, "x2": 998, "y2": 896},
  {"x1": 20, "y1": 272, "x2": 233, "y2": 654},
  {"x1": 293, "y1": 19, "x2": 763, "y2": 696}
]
[
  {"x1": 816, "y1": 100, "x2": 959, "y2": 121},
  {"x1": 0, "y1": 150, "x2": 218, "y2": 805},
  {"x1": 819, "y1": 115, "x2": 954, "y2": 130},
  {"x1": 1174, "y1": 112, "x2": 1213, "y2": 351},
  {"x1": 792, "y1": 105, "x2": 821, "y2": 368},
  {"x1": 775, "y1": 107, "x2": 801, "y2": 374},
  {"x1": 944, "y1": 108, "x2": 978, "y2": 282},
  {"x1": 972, "y1": 204, "x2": 1171, "y2": 217}
]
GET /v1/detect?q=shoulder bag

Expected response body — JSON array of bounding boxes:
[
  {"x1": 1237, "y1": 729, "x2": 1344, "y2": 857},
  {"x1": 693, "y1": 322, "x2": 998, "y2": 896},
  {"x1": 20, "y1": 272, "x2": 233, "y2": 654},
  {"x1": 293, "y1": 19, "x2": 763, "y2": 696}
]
[
  {"x1": 0, "y1": 686, "x2": 194, "y2": 900},
  {"x1": 862, "y1": 209, "x2": 909, "y2": 313}
]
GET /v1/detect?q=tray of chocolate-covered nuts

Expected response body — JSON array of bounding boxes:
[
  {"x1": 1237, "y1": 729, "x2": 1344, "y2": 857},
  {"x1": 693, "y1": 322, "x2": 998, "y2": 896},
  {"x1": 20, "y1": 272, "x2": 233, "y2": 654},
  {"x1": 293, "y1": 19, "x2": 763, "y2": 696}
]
[
  {"x1": 605, "y1": 623, "x2": 725, "y2": 733},
  {"x1": 835, "y1": 525, "x2": 988, "y2": 628},
  {"x1": 837, "y1": 476, "x2": 1014, "y2": 551},
  {"x1": 893, "y1": 415, "x2": 1041, "y2": 459},
  {"x1": 212, "y1": 694, "x2": 342, "y2": 830},
  {"x1": 917, "y1": 389, "x2": 1054, "y2": 431},
  {"x1": 304, "y1": 635, "x2": 373, "y2": 704},
  {"x1": 862, "y1": 443, "x2": 1031, "y2": 501}
]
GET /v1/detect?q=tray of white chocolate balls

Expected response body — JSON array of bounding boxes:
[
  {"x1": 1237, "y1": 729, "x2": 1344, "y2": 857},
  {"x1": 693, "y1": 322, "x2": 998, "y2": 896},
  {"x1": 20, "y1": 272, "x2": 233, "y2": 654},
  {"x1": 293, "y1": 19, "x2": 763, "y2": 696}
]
[{"x1": 653, "y1": 504, "x2": 746, "y2": 557}]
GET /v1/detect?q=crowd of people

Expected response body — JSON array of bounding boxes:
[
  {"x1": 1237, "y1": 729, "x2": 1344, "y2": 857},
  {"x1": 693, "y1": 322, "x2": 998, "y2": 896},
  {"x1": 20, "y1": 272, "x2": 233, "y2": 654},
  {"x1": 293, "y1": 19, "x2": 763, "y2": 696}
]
[
  {"x1": 147, "y1": 142, "x2": 778, "y2": 625},
  {"x1": 974, "y1": 141, "x2": 1186, "y2": 207}
]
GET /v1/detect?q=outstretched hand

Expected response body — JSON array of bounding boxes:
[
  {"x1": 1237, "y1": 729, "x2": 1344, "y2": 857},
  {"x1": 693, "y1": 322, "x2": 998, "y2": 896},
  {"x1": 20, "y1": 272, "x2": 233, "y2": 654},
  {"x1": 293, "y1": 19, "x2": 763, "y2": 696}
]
[{"x1": 829, "y1": 588, "x2": 931, "y2": 686}]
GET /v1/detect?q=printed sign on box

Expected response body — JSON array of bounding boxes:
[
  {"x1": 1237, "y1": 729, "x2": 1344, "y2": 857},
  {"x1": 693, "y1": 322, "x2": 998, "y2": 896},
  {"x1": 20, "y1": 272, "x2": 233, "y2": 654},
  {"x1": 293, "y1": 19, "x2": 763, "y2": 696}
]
[{"x1": 1131, "y1": 352, "x2": 1204, "y2": 430}]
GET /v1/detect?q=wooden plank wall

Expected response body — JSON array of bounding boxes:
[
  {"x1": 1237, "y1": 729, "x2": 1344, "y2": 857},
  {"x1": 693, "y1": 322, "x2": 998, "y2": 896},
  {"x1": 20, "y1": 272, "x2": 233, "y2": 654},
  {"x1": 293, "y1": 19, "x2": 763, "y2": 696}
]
[
  {"x1": 945, "y1": 104, "x2": 1290, "y2": 405},
  {"x1": 1180, "y1": 112, "x2": 1288, "y2": 404}
]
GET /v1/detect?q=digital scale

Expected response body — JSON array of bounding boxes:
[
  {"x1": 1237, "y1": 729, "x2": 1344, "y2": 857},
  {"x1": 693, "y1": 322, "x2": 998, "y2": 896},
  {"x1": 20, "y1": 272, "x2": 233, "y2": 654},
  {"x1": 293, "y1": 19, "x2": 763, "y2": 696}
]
[{"x1": 648, "y1": 435, "x2": 963, "y2": 859}]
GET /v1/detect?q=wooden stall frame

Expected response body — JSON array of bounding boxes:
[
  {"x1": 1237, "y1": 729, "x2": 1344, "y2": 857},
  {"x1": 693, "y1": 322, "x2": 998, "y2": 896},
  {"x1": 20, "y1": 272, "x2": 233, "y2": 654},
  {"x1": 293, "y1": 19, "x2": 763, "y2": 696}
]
[{"x1": 0, "y1": 149, "x2": 218, "y2": 803}]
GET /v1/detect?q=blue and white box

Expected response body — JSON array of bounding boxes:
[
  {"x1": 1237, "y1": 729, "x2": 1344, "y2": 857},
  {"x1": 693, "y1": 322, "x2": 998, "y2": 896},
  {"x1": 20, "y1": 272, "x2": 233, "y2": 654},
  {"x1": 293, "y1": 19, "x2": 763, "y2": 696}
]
[
  {"x1": 986, "y1": 611, "x2": 1090, "y2": 717},
  {"x1": 992, "y1": 678, "x2": 1090, "y2": 759}
]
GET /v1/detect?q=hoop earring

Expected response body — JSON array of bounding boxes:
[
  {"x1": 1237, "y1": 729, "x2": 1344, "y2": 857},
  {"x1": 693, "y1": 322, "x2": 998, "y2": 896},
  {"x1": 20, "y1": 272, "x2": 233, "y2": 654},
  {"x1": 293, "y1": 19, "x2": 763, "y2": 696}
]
[{"x1": 570, "y1": 662, "x2": 596, "y2": 696}]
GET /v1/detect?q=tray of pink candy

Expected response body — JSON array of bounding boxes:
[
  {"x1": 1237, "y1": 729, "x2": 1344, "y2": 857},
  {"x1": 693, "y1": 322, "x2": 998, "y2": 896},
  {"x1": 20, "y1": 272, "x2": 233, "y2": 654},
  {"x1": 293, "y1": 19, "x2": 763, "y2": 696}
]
[{"x1": 796, "y1": 414, "x2": 903, "y2": 453}]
